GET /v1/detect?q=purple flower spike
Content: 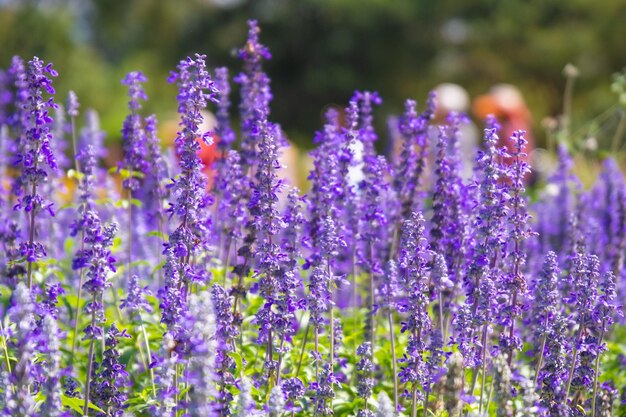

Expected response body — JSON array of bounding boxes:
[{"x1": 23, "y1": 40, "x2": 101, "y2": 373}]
[
  {"x1": 67, "y1": 90, "x2": 80, "y2": 118},
  {"x1": 235, "y1": 19, "x2": 273, "y2": 170},
  {"x1": 89, "y1": 324, "x2": 131, "y2": 415},
  {"x1": 120, "y1": 71, "x2": 148, "y2": 191},
  {"x1": 121, "y1": 274, "x2": 153, "y2": 314},
  {"x1": 214, "y1": 67, "x2": 236, "y2": 150}
]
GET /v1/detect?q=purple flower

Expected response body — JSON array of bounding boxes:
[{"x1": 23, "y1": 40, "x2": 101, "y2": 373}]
[
  {"x1": 497, "y1": 130, "x2": 534, "y2": 354},
  {"x1": 4, "y1": 284, "x2": 38, "y2": 416},
  {"x1": 159, "y1": 54, "x2": 216, "y2": 334},
  {"x1": 245, "y1": 68, "x2": 286, "y2": 367},
  {"x1": 181, "y1": 291, "x2": 218, "y2": 417},
  {"x1": 429, "y1": 112, "x2": 472, "y2": 287},
  {"x1": 352, "y1": 90, "x2": 382, "y2": 158},
  {"x1": 120, "y1": 274, "x2": 153, "y2": 314},
  {"x1": 165, "y1": 53, "x2": 216, "y2": 250},
  {"x1": 310, "y1": 363, "x2": 337, "y2": 416},
  {"x1": 214, "y1": 67, "x2": 236, "y2": 150},
  {"x1": 453, "y1": 116, "x2": 508, "y2": 367},
  {"x1": 141, "y1": 114, "x2": 169, "y2": 231},
  {"x1": 530, "y1": 252, "x2": 561, "y2": 347},
  {"x1": 73, "y1": 211, "x2": 118, "y2": 340},
  {"x1": 216, "y1": 150, "x2": 247, "y2": 265},
  {"x1": 79, "y1": 109, "x2": 107, "y2": 160},
  {"x1": 282, "y1": 377, "x2": 305, "y2": 412},
  {"x1": 120, "y1": 71, "x2": 148, "y2": 191},
  {"x1": 40, "y1": 315, "x2": 62, "y2": 417},
  {"x1": 393, "y1": 93, "x2": 435, "y2": 219},
  {"x1": 397, "y1": 212, "x2": 432, "y2": 401},
  {"x1": 535, "y1": 145, "x2": 578, "y2": 258},
  {"x1": 537, "y1": 314, "x2": 570, "y2": 416},
  {"x1": 274, "y1": 188, "x2": 305, "y2": 342},
  {"x1": 7, "y1": 56, "x2": 29, "y2": 139},
  {"x1": 379, "y1": 260, "x2": 400, "y2": 312},
  {"x1": 356, "y1": 342, "x2": 376, "y2": 413},
  {"x1": 12, "y1": 57, "x2": 58, "y2": 284},
  {"x1": 235, "y1": 19, "x2": 273, "y2": 170},
  {"x1": 307, "y1": 263, "x2": 333, "y2": 330},
  {"x1": 267, "y1": 385, "x2": 285, "y2": 416},
  {"x1": 211, "y1": 283, "x2": 238, "y2": 415},
  {"x1": 306, "y1": 108, "x2": 345, "y2": 269},
  {"x1": 89, "y1": 324, "x2": 131, "y2": 416},
  {"x1": 66, "y1": 90, "x2": 79, "y2": 118},
  {"x1": 234, "y1": 378, "x2": 257, "y2": 416}
]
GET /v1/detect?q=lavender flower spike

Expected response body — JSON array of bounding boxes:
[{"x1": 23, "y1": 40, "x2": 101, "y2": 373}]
[
  {"x1": 120, "y1": 71, "x2": 148, "y2": 191},
  {"x1": 4, "y1": 283, "x2": 38, "y2": 417},
  {"x1": 159, "y1": 54, "x2": 217, "y2": 333},
  {"x1": 13, "y1": 57, "x2": 58, "y2": 288}
]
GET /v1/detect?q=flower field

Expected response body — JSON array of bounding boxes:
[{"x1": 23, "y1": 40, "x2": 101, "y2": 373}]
[{"x1": 1, "y1": 19, "x2": 625, "y2": 417}]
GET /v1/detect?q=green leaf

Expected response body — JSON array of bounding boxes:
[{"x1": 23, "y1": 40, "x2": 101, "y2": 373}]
[
  {"x1": 58, "y1": 395, "x2": 105, "y2": 414},
  {"x1": 63, "y1": 237, "x2": 75, "y2": 257},
  {"x1": 146, "y1": 230, "x2": 168, "y2": 240},
  {"x1": 230, "y1": 351, "x2": 243, "y2": 376},
  {"x1": 67, "y1": 169, "x2": 84, "y2": 180}
]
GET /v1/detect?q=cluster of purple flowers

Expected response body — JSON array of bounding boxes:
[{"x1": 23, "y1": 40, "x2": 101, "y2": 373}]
[{"x1": 1, "y1": 19, "x2": 626, "y2": 417}]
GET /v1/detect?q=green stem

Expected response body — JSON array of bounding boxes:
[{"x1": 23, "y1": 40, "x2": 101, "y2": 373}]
[
  {"x1": 71, "y1": 231, "x2": 86, "y2": 361},
  {"x1": 534, "y1": 334, "x2": 547, "y2": 388},
  {"x1": 139, "y1": 314, "x2": 157, "y2": 397},
  {"x1": 0, "y1": 319, "x2": 12, "y2": 374},
  {"x1": 611, "y1": 110, "x2": 626, "y2": 153},
  {"x1": 478, "y1": 325, "x2": 489, "y2": 415},
  {"x1": 26, "y1": 182, "x2": 37, "y2": 289},
  {"x1": 388, "y1": 310, "x2": 399, "y2": 411},
  {"x1": 590, "y1": 329, "x2": 605, "y2": 417},
  {"x1": 295, "y1": 318, "x2": 310, "y2": 378},
  {"x1": 566, "y1": 324, "x2": 584, "y2": 398},
  {"x1": 83, "y1": 306, "x2": 97, "y2": 416}
]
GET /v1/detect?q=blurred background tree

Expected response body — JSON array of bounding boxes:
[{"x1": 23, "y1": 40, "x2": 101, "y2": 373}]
[{"x1": 1, "y1": 0, "x2": 625, "y2": 154}]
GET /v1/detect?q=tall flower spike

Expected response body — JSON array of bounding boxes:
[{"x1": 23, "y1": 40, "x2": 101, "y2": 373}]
[
  {"x1": 311, "y1": 363, "x2": 338, "y2": 416},
  {"x1": 530, "y1": 251, "x2": 561, "y2": 383},
  {"x1": 89, "y1": 324, "x2": 131, "y2": 415},
  {"x1": 7, "y1": 56, "x2": 29, "y2": 142},
  {"x1": 493, "y1": 354, "x2": 513, "y2": 417},
  {"x1": 454, "y1": 115, "x2": 507, "y2": 368},
  {"x1": 166, "y1": 53, "x2": 216, "y2": 244},
  {"x1": 498, "y1": 130, "x2": 534, "y2": 357},
  {"x1": 0, "y1": 68, "x2": 12, "y2": 125},
  {"x1": 13, "y1": 57, "x2": 58, "y2": 288},
  {"x1": 234, "y1": 378, "x2": 257, "y2": 416},
  {"x1": 394, "y1": 92, "x2": 436, "y2": 220},
  {"x1": 268, "y1": 385, "x2": 285, "y2": 417},
  {"x1": 215, "y1": 150, "x2": 247, "y2": 269},
  {"x1": 236, "y1": 19, "x2": 272, "y2": 170},
  {"x1": 120, "y1": 71, "x2": 148, "y2": 191},
  {"x1": 537, "y1": 314, "x2": 569, "y2": 416},
  {"x1": 4, "y1": 284, "x2": 38, "y2": 416},
  {"x1": 246, "y1": 73, "x2": 285, "y2": 380},
  {"x1": 429, "y1": 112, "x2": 471, "y2": 287},
  {"x1": 211, "y1": 283, "x2": 239, "y2": 415},
  {"x1": 141, "y1": 114, "x2": 170, "y2": 244},
  {"x1": 275, "y1": 188, "x2": 305, "y2": 346},
  {"x1": 352, "y1": 90, "x2": 382, "y2": 158},
  {"x1": 281, "y1": 377, "x2": 305, "y2": 414},
  {"x1": 307, "y1": 108, "x2": 344, "y2": 269},
  {"x1": 214, "y1": 67, "x2": 236, "y2": 151},
  {"x1": 183, "y1": 291, "x2": 218, "y2": 417},
  {"x1": 376, "y1": 391, "x2": 395, "y2": 417},
  {"x1": 355, "y1": 342, "x2": 376, "y2": 417},
  {"x1": 397, "y1": 212, "x2": 432, "y2": 413},
  {"x1": 160, "y1": 54, "x2": 217, "y2": 334}
]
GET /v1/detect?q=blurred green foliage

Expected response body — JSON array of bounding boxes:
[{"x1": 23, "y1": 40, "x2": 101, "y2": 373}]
[{"x1": 1, "y1": 0, "x2": 625, "y2": 150}]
